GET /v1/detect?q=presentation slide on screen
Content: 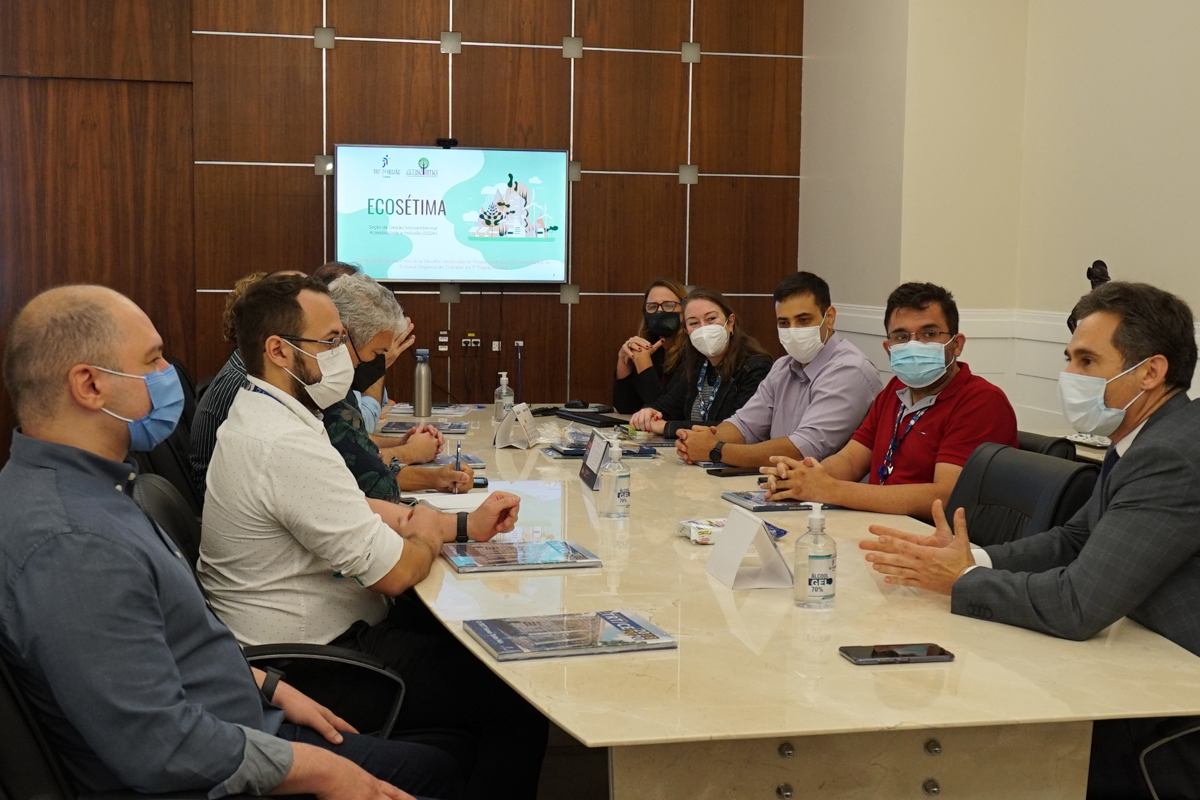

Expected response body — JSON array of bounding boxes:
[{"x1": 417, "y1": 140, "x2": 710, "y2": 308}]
[{"x1": 334, "y1": 146, "x2": 568, "y2": 283}]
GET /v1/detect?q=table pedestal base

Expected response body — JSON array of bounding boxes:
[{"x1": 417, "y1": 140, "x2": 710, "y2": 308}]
[{"x1": 609, "y1": 721, "x2": 1091, "y2": 799}]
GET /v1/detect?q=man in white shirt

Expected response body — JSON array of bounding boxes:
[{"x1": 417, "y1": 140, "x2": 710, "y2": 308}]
[
  {"x1": 200, "y1": 273, "x2": 547, "y2": 800},
  {"x1": 859, "y1": 282, "x2": 1200, "y2": 800}
]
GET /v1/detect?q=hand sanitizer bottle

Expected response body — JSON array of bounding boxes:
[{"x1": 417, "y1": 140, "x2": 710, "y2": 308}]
[
  {"x1": 597, "y1": 438, "x2": 631, "y2": 519},
  {"x1": 794, "y1": 503, "x2": 836, "y2": 609},
  {"x1": 494, "y1": 371, "x2": 514, "y2": 421}
]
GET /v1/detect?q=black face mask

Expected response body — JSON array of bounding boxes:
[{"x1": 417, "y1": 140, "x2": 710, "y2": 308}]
[
  {"x1": 644, "y1": 311, "x2": 680, "y2": 340},
  {"x1": 351, "y1": 353, "x2": 388, "y2": 393}
]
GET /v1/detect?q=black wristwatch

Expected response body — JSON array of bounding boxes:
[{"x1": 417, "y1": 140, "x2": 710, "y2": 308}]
[
  {"x1": 260, "y1": 667, "x2": 285, "y2": 703},
  {"x1": 456, "y1": 511, "x2": 470, "y2": 543},
  {"x1": 709, "y1": 441, "x2": 725, "y2": 463}
]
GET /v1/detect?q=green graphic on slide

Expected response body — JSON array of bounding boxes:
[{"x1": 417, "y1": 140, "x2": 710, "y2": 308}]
[
  {"x1": 442, "y1": 154, "x2": 565, "y2": 272},
  {"x1": 338, "y1": 208, "x2": 413, "y2": 270}
]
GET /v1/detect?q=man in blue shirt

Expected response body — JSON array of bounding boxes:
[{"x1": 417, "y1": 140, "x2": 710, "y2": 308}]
[{"x1": 0, "y1": 285, "x2": 460, "y2": 800}]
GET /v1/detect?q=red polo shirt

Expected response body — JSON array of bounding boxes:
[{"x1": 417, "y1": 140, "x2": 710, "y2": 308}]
[{"x1": 850, "y1": 363, "x2": 1018, "y2": 485}]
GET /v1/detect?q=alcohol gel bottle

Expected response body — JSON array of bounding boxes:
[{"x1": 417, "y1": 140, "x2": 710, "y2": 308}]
[
  {"x1": 794, "y1": 503, "x2": 836, "y2": 609},
  {"x1": 413, "y1": 349, "x2": 432, "y2": 418},
  {"x1": 597, "y1": 438, "x2": 631, "y2": 519},
  {"x1": 494, "y1": 372, "x2": 514, "y2": 421}
]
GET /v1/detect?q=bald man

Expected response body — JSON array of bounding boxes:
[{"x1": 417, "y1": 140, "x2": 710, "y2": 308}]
[{"x1": 0, "y1": 286, "x2": 460, "y2": 800}]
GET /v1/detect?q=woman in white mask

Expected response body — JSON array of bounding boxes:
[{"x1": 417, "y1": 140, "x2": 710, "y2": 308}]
[{"x1": 630, "y1": 288, "x2": 772, "y2": 439}]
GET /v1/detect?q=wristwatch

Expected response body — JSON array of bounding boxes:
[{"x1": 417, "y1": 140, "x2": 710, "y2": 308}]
[
  {"x1": 709, "y1": 441, "x2": 725, "y2": 463},
  {"x1": 456, "y1": 511, "x2": 470, "y2": 543}
]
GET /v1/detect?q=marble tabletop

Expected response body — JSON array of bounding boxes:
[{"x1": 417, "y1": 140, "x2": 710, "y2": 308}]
[{"x1": 408, "y1": 411, "x2": 1200, "y2": 748}]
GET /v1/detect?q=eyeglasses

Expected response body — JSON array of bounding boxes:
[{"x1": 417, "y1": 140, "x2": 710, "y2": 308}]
[
  {"x1": 887, "y1": 330, "x2": 953, "y2": 345},
  {"x1": 281, "y1": 332, "x2": 349, "y2": 352},
  {"x1": 644, "y1": 301, "x2": 681, "y2": 313}
]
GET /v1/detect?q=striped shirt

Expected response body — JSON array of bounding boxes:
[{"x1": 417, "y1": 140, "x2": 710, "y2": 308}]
[{"x1": 189, "y1": 350, "x2": 246, "y2": 495}]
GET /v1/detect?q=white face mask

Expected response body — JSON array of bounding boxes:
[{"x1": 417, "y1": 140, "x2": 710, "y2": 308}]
[
  {"x1": 1058, "y1": 358, "x2": 1148, "y2": 437},
  {"x1": 778, "y1": 312, "x2": 828, "y2": 364},
  {"x1": 284, "y1": 341, "x2": 355, "y2": 409},
  {"x1": 690, "y1": 323, "x2": 730, "y2": 359}
]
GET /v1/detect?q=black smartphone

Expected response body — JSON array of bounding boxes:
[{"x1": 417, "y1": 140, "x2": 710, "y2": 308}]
[
  {"x1": 838, "y1": 644, "x2": 954, "y2": 665},
  {"x1": 473, "y1": 477, "x2": 489, "y2": 489},
  {"x1": 707, "y1": 467, "x2": 760, "y2": 478}
]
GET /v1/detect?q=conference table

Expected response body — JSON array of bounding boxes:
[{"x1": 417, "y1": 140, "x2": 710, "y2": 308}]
[{"x1": 400, "y1": 409, "x2": 1200, "y2": 799}]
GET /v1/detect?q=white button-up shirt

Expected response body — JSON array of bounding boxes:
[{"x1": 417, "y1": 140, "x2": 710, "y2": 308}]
[{"x1": 199, "y1": 376, "x2": 404, "y2": 647}]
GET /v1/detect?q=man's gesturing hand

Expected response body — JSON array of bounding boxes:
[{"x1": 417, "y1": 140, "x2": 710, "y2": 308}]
[{"x1": 858, "y1": 500, "x2": 974, "y2": 595}]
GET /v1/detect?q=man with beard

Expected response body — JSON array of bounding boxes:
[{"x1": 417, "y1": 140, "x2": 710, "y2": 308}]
[{"x1": 200, "y1": 274, "x2": 548, "y2": 800}]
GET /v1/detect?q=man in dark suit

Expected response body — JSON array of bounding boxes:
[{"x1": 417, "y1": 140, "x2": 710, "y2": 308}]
[{"x1": 860, "y1": 281, "x2": 1200, "y2": 800}]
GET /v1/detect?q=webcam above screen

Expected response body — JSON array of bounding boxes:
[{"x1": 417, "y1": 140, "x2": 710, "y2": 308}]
[{"x1": 333, "y1": 144, "x2": 568, "y2": 284}]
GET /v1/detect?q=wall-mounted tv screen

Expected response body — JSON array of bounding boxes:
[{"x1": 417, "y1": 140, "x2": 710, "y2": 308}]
[{"x1": 334, "y1": 145, "x2": 568, "y2": 283}]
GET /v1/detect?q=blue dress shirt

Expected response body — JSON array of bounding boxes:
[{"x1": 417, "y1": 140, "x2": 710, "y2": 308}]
[{"x1": 0, "y1": 432, "x2": 289, "y2": 796}]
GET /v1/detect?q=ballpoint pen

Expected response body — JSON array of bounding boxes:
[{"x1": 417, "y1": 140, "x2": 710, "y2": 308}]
[{"x1": 454, "y1": 441, "x2": 461, "y2": 494}]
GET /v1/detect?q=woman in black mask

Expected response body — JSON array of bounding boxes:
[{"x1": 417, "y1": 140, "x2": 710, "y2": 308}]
[{"x1": 613, "y1": 277, "x2": 688, "y2": 413}]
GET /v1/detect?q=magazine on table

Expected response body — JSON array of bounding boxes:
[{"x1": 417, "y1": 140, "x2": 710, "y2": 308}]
[
  {"x1": 441, "y1": 541, "x2": 600, "y2": 574},
  {"x1": 463, "y1": 610, "x2": 677, "y2": 662}
]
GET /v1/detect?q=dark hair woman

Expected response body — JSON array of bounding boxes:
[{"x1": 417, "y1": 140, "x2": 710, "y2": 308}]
[
  {"x1": 612, "y1": 277, "x2": 690, "y2": 413},
  {"x1": 630, "y1": 287, "x2": 772, "y2": 438}
]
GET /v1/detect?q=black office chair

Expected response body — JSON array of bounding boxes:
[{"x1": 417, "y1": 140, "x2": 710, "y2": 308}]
[
  {"x1": 134, "y1": 423, "x2": 204, "y2": 518},
  {"x1": 1017, "y1": 430, "x2": 1076, "y2": 461},
  {"x1": 167, "y1": 357, "x2": 198, "y2": 435},
  {"x1": 945, "y1": 443, "x2": 1099, "y2": 548},
  {"x1": 195, "y1": 375, "x2": 215, "y2": 404},
  {"x1": 131, "y1": 474, "x2": 405, "y2": 738},
  {"x1": 0, "y1": 654, "x2": 278, "y2": 800}
]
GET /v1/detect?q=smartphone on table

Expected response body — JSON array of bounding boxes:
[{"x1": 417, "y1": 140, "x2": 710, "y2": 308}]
[{"x1": 838, "y1": 644, "x2": 954, "y2": 665}]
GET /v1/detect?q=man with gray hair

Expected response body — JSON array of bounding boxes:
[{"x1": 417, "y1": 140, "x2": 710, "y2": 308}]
[
  {"x1": 326, "y1": 273, "x2": 468, "y2": 497},
  {"x1": 0, "y1": 285, "x2": 460, "y2": 800}
]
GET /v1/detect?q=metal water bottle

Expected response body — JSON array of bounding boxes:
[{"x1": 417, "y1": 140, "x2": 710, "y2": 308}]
[{"x1": 413, "y1": 348, "x2": 432, "y2": 418}]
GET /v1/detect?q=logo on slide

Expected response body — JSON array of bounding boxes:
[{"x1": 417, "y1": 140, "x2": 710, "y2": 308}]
[
  {"x1": 407, "y1": 157, "x2": 437, "y2": 177},
  {"x1": 381, "y1": 155, "x2": 389, "y2": 168}
]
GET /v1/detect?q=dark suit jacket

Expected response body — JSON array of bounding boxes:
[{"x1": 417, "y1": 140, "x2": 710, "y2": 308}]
[
  {"x1": 651, "y1": 354, "x2": 773, "y2": 439},
  {"x1": 952, "y1": 392, "x2": 1200, "y2": 655}
]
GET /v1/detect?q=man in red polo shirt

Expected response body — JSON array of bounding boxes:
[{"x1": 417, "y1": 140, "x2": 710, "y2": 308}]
[{"x1": 762, "y1": 282, "x2": 1017, "y2": 522}]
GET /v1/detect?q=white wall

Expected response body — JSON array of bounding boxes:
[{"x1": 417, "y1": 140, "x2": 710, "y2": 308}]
[
  {"x1": 899, "y1": 0, "x2": 1028, "y2": 310},
  {"x1": 1018, "y1": 1, "x2": 1200, "y2": 314},
  {"x1": 803, "y1": 0, "x2": 1200, "y2": 433},
  {"x1": 798, "y1": 0, "x2": 909, "y2": 308}
]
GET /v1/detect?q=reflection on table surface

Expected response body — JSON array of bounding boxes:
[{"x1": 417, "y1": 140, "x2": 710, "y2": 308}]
[{"x1": 411, "y1": 412, "x2": 1200, "y2": 748}]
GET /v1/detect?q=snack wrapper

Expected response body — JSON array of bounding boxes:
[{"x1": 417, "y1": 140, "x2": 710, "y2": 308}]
[{"x1": 678, "y1": 517, "x2": 786, "y2": 545}]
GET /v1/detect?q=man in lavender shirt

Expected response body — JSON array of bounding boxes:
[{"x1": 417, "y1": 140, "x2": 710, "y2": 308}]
[{"x1": 677, "y1": 272, "x2": 882, "y2": 468}]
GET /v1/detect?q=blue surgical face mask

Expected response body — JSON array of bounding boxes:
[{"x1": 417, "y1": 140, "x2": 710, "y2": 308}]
[
  {"x1": 93, "y1": 363, "x2": 184, "y2": 452},
  {"x1": 889, "y1": 340, "x2": 952, "y2": 389}
]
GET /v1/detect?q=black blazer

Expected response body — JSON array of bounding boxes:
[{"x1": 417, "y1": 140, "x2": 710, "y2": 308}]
[
  {"x1": 649, "y1": 354, "x2": 772, "y2": 438},
  {"x1": 612, "y1": 347, "x2": 675, "y2": 413}
]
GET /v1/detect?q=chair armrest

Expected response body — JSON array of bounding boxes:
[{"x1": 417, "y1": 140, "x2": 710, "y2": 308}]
[{"x1": 244, "y1": 645, "x2": 405, "y2": 739}]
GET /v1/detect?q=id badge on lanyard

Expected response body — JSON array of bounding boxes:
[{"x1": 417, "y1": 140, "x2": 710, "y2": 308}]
[
  {"x1": 877, "y1": 403, "x2": 927, "y2": 485},
  {"x1": 696, "y1": 362, "x2": 721, "y2": 420}
]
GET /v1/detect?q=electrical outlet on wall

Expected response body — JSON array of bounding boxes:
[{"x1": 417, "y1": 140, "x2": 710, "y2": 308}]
[
  {"x1": 492, "y1": 341, "x2": 501, "y2": 351},
  {"x1": 515, "y1": 340, "x2": 524, "y2": 347}
]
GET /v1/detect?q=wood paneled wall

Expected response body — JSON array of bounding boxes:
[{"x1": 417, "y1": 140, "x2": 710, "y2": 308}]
[
  {"x1": 0, "y1": 0, "x2": 193, "y2": 462},
  {"x1": 190, "y1": 0, "x2": 802, "y2": 406},
  {"x1": 0, "y1": 0, "x2": 801, "y2": 464}
]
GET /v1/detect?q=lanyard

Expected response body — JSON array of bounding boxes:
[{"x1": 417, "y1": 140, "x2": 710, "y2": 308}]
[
  {"x1": 877, "y1": 402, "x2": 928, "y2": 485},
  {"x1": 696, "y1": 362, "x2": 722, "y2": 420},
  {"x1": 242, "y1": 378, "x2": 284, "y2": 406}
]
